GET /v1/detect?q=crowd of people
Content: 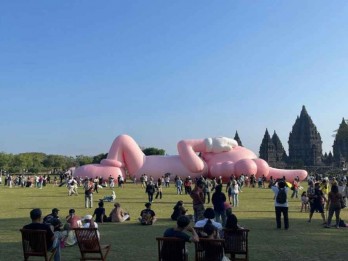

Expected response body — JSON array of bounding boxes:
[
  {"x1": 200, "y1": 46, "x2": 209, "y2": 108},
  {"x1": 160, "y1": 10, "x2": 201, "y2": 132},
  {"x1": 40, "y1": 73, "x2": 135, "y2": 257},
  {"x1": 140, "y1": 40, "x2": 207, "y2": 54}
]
[{"x1": 19, "y1": 170, "x2": 348, "y2": 260}]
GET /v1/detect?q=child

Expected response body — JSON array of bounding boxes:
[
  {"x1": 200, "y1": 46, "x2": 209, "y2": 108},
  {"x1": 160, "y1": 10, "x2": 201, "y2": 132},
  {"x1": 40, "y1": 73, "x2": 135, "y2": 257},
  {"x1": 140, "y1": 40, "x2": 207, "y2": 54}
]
[{"x1": 301, "y1": 191, "x2": 309, "y2": 212}]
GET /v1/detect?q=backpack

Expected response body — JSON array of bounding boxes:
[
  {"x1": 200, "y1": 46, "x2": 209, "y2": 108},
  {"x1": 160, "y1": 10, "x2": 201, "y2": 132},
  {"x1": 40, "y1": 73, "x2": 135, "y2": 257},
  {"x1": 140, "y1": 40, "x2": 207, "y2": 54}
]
[{"x1": 276, "y1": 188, "x2": 287, "y2": 204}]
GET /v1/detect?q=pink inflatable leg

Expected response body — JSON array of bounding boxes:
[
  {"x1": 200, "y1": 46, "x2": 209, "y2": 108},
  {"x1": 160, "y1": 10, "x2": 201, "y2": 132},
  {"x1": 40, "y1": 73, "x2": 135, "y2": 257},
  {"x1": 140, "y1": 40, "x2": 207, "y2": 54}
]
[
  {"x1": 101, "y1": 134, "x2": 145, "y2": 175},
  {"x1": 268, "y1": 167, "x2": 307, "y2": 182},
  {"x1": 177, "y1": 139, "x2": 208, "y2": 173},
  {"x1": 253, "y1": 159, "x2": 270, "y2": 178}
]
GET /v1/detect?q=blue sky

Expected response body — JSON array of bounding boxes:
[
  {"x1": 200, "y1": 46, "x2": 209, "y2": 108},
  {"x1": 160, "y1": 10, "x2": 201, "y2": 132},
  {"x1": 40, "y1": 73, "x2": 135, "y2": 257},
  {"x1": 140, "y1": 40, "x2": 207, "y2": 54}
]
[{"x1": 1, "y1": 1, "x2": 347, "y2": 156}]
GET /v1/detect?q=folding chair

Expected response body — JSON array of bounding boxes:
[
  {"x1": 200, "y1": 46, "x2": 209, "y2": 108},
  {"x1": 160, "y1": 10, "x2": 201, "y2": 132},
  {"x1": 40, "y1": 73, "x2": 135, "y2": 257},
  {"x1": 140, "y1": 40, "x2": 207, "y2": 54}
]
[
  {"x1": 20, "y1": 229, "x2": 57, "y2": 261},
  {"x1": 75, "y1": 228, "x2": 111, "y2": 261},
  {"x1": 156, "y1": 237, "x2": 188, "y2": 261},
  {"x1": 223, "y1": 228, "x2": 249, "y2": 261},
  {"x1": 194, "y1": 238, "x2": 225, "y2": 261}
]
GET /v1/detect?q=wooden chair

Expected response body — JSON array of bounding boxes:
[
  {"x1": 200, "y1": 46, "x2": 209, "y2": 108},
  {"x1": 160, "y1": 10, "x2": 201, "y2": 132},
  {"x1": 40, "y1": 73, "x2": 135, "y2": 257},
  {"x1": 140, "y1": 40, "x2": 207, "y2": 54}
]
[
  {"x1": 20, "y1": 229, "x2": 57, "y2": 261},
  {"x1": 194, "y1": 238, "x2": 225, "y2": 261},
  {"x1": 156, "y1": 237, "x2": 188, "y2": 261},
  {"x1": 223, "y1": 228, "x2": 249, "y2": 261},
  {"x1": 75, "y1": 228, "x2": 111, "y2": 261}
]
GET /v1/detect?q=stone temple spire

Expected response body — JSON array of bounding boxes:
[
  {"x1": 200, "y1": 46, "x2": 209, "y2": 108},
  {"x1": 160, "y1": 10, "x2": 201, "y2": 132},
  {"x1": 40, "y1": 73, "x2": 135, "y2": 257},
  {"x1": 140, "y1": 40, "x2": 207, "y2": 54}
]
[
  {"x1": 333, "y1": 118, "x2": 348, "y2": 166},
  {"x1": 259, "y1": 129, "x2": 275, "y2": 163},
  {"x1": 272, "y1": 131, "x2": 287, "y2": 165},
  {"x1": 234, "y1": 131, "x2": 243, "y2": 146},
  {"x1": 288, "y1": 106, "x2": 323, "y2": 166}
]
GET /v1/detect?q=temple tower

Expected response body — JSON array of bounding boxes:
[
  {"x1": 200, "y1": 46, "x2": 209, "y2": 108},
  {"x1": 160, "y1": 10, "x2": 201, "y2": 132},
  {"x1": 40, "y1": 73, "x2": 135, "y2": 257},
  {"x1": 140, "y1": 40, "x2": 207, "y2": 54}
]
[
  {"x1": 234, "y1": 131, "x2": 243, "y2": 146},
  {"x1": 288, "y1": 105, "x2": 323, "y2": 166},
  {"x1": 259, "y1": 129, "x2": 287, "y2": 167},
  {"x1": 259, "y1": 129, "x2": 276, "y2": 164},
  {"x1": 333, "y1": 118, "x2": 348, "y2": 167}
]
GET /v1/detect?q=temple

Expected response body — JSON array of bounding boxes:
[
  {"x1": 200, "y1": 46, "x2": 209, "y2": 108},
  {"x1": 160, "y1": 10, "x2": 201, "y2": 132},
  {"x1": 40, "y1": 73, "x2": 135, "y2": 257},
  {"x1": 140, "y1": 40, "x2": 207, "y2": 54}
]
[
  {"x1": 288, "y1": 105, "x2": 323, "y2": 166},
  {"x1": 333, "y1": 118, "x2": 348, "y2": 168}
]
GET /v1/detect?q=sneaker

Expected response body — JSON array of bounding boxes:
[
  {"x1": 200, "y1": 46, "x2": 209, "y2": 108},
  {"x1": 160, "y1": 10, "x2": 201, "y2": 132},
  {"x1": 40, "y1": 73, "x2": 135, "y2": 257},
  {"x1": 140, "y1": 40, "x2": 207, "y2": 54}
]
[{"x1": 307, "y1": 219, "x2": 311, "y2": 223}]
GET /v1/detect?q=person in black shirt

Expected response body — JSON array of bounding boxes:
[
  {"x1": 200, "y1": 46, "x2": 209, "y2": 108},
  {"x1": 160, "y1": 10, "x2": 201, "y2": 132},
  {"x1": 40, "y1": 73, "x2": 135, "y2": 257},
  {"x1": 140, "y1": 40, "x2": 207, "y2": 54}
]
[
  {"x1": 23, "y1": 208, "x2": 61, "y2": 261},
  {"x1": 138, "y1": 203, "x2": 157, "y2": 225},
  {"x1": 93, "y1": 200, "x2": 107, "y2": 223}
]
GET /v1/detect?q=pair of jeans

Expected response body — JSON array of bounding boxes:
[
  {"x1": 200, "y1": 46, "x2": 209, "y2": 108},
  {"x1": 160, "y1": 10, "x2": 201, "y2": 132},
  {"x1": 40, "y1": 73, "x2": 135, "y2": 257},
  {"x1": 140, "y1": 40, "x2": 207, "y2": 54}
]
[
  {"x1": 148, "y1": 193, "x2": 154, "y2": 202},
  {"x1": 275, "y1": 206, "x2": 289, "y2": 229},
  {"x1": 232, "y1": 194, "x2": 239, "y2": 207},
  {"x1": 50, "y1": 234, "x2": 61, "y2": 261},
  {"x1": 85, "y1": 193, "x2": 93, "y2": 208}
]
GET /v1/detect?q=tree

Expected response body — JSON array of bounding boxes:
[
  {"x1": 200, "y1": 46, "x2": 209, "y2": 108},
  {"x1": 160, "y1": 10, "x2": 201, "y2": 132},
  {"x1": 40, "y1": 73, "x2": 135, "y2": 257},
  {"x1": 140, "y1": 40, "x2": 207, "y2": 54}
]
[
  {"x1": 0, "y1": 152, "x2": 11, "y2": 171},
  {"x1": 92, "y1": 153, "x2": 108, "y2": 164},
  {"x1": 142, "y1": 147, "x2": 165, "y2": 156},
  {"x1": 75, "y1": 155, "x2": 93, "y2": 166}
]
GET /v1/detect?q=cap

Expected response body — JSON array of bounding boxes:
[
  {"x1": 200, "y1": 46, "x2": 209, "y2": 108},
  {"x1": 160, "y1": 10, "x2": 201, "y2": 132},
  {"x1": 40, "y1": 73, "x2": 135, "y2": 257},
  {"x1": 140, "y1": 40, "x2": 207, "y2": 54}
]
[
  {"x1": 52, "y1": 208, "x2": 59, "y2": 213},
  {"x1": 69, "y1": 209, "x2": 75, "y2": 214},
  {"x1": 82, "y1": 214, "x2": 93, "y2": 221}
]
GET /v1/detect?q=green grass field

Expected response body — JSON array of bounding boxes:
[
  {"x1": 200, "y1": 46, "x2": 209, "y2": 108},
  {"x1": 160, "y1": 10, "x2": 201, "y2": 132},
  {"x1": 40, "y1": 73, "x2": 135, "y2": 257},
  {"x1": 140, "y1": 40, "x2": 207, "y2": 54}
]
[{"x1": 0, "y1": 182, "x2": 347, "y2": 261}]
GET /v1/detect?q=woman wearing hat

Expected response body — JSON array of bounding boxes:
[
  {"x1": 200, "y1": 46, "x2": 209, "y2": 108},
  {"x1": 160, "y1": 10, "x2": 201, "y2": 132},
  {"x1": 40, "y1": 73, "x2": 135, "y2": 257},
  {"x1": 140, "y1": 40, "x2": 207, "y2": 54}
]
[{"x1": 82, "y1": 214, "x2": 100, "y2": 238}]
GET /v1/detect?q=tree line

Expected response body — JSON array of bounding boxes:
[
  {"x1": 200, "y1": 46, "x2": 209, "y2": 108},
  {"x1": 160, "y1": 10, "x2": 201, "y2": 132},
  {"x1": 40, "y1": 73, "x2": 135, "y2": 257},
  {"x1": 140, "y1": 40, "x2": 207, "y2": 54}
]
[{"x1": 0, "y1": 147, "x2": 165, "y2": 174}]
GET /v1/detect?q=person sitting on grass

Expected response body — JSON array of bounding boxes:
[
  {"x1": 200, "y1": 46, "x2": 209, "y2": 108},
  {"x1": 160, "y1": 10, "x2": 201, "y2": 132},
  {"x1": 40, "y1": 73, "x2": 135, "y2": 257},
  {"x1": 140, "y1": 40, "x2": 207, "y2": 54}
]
[
  {"x1": 171, "y1": 200, "x2": 188, "y2": 221},
  {"x1": 138, "y1": 202, "x2": 157, "y2": 225},
  {"x1": 23, "y1": 208, "x2": 61, "y2": 261},
  {"x1": 65, "y1": 209, "x2": 82, "y2": 229},
  {"x1": 108, "y1": 202, "x2": 130, "y2": 222},
  {"x1": 43, "y1": 208, "x2": 60, "y2": 225},
  {"x1": 82, "y1": 214, "x2": 100, "y2": 239},
  {"x1": 93, "y1": 200, "x2": 108, "y2": 223}
]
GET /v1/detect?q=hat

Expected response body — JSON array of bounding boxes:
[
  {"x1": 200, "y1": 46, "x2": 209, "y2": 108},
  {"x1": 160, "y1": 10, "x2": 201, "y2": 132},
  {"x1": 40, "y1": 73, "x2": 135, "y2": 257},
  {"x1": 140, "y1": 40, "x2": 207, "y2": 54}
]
[
  {"x1": 69, "y1": 209, "x2": 75, "y2": 214},
  {"x1": 145, "y1": 202, "x2": 151, "y2": 208},
  {"x1": 82, "y1": 214, "x2": 93, "y2": 221},
  {"x1": 52, "y1": 208, "x2": 59, "y2": 213}
]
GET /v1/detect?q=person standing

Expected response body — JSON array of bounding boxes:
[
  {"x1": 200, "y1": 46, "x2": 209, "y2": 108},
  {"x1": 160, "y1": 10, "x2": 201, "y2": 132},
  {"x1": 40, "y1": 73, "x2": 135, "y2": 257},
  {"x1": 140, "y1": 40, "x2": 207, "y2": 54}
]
[
  {"x1": 272, "y1": 180, "x2": 289, "y2": 230},
  {"x1": 212, "y1": 185, "x2": 227, "y2": 226},
  {"x1": 176, "y1": 177, "x2": 183, "y2": 195},
  {"x1": 190, "y1": 181, "x2": 205, "y2": 222},
  {"x1": 325, "y1": 184, "x2": 344, "y2": 228},
  {"x1": 308, "y1": 182, "x2": 327, "y2": 224},
  {"x1": 145, "y1": 180, "x2": 156, "y2": 203},
  {"x1": 93, "y1": 177, "x2": 99, "y2": 193},
  {"x1": 84, "y1": 178, "x2": 94, "y2": 208},
  {"x1": 291, "y1": 179, "x2": 299, "y2": 198},
  {"x1": 155, "y1": 178, "x2": 163, "y2": 199}
]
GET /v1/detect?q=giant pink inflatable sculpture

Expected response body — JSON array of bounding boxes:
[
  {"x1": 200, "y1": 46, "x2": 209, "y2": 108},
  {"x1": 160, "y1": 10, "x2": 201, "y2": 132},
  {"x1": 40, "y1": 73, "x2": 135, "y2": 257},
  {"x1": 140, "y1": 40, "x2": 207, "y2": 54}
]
[{"x1": 74, "y1": 134, "x2": 307, "y2": 182}]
